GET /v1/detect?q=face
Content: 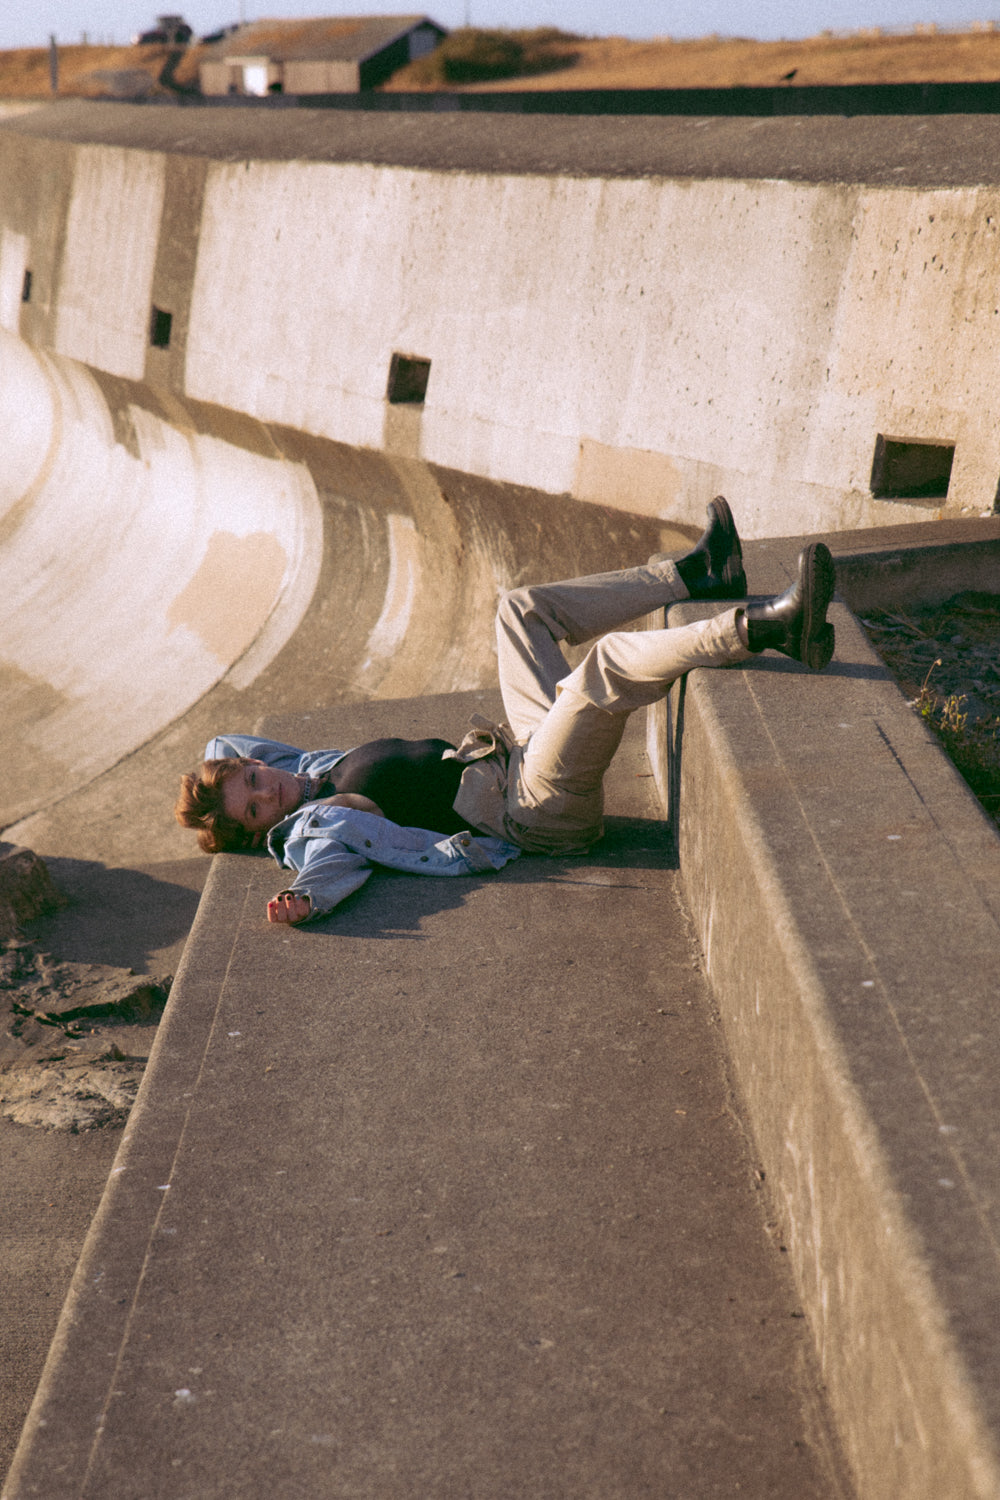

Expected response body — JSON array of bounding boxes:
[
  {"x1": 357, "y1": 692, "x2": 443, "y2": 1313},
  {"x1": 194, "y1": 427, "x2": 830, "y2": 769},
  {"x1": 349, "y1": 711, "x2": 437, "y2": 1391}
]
[{"x1": 221, "y1": 760, "x2": 305, "y2": 837}]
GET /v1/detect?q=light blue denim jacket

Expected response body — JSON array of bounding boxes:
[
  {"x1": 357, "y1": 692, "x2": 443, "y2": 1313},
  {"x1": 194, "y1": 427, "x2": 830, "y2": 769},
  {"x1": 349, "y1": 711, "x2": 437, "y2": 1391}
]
[{"x1": 205, "y1": 734, "x2": 520, "y2": 919}]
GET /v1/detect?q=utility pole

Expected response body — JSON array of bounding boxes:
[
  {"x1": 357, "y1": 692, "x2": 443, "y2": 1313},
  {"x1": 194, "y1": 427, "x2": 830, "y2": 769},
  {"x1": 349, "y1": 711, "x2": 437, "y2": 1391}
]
[{"x1": 48, "y1": 34, "x2": 58, "y2": 95}]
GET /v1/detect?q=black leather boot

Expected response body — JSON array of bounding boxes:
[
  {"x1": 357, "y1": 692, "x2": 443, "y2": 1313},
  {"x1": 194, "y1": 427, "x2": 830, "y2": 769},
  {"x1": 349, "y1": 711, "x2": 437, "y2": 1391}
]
[
  {"x1": 744, "y1": 543, "x2": 836, "y2": 670},
  {"x1": 674, "y1": 497, "x2": 747, "y2": 601}
]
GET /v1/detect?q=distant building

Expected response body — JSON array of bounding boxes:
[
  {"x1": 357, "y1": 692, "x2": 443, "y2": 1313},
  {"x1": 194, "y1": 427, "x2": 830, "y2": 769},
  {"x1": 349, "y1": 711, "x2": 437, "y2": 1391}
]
[
  {"x1": 133, "y1": 13, "x2": 193, "y2": 45},
  {"x1": 198, "y1": 15, "x2": 446, "y2": 97}
]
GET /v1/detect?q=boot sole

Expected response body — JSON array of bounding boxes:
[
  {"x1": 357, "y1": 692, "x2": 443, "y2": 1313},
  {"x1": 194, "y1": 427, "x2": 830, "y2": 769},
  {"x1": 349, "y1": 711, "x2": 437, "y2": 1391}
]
[
  {"x1": 799, "y1": 542, "x2": 836, "y2": 670},
  {"x1": 707, "y1": 496, "x2": 747, "y2": 597}
]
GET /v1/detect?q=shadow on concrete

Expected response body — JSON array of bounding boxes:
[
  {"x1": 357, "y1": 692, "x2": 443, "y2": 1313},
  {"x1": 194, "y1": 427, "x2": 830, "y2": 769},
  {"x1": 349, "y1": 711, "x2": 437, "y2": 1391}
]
[
  {"x1": 306, "y1": 867, "x2": 479, "y2": 938},
  {"x1": 20, "y1": 857, "x2": 206, "y2": 974},
  {"x1": 583, "y1": 815, "x2": 677, "y2": 865},
  {"x1": 292, "y1": 819, "x2": 678, "y2": 939}
]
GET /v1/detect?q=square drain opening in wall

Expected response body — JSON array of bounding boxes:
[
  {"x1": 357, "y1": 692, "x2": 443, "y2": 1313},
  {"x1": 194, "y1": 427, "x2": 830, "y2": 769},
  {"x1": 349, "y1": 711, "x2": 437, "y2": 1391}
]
[
  {"x1": 149, "y1": 306, "x2": 173, "y2": 349},
  {"x1": 870, "y1": 435, "x2": 955, "y2": 500},
  {"x1": 387, "y1": 353, "x2": 431, "y2": 405}
]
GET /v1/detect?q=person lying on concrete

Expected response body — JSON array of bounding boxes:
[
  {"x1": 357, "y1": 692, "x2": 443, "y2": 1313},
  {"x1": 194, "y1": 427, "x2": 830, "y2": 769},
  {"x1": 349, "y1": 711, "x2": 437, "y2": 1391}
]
[{"x1": 174, "y1": 501, "x2": 836, "y2": 926}]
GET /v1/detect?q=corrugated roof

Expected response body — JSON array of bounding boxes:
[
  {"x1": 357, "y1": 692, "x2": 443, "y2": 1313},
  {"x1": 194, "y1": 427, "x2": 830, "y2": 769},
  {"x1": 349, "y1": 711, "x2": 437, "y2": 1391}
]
[{"x1": 207, "y1": 15, "x2": 443, "y2": 64}]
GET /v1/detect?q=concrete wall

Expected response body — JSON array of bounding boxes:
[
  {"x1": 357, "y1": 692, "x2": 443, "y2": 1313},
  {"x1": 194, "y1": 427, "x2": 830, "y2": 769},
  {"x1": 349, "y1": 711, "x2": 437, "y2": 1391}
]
[
  {"x1": 5, "y1": 103, "x2": 1000, "y2": 830},
  {"x1": 0, "y1": 326, "x2": 323, "y2": 825},
  {"x1": 3, "y1": 100, "x2": 1000, "y2": 1500},
  {"x1": 1, "y1": 107, "x2": 1000, "y2": 536},
  {"x1": 188, "y1": 163, "x2": 990, "y2": 529},
  {"x1": 0, "y1": 314, "x2": 674, "y2": 833}
]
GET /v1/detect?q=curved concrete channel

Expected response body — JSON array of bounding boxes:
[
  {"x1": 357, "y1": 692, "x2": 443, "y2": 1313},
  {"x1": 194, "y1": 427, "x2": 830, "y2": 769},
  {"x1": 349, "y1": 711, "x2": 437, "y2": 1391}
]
[
  {"x1": 0, "y1": 322, "x2": 676, "y2": 838},
  {"x1": 2, "y1": 101, "x2": 1000, "y2": 1498}
]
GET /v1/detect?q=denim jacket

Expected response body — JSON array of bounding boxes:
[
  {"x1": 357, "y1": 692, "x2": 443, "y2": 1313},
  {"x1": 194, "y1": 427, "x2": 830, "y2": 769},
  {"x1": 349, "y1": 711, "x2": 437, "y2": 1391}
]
[
  {"x1": 206, "y1": 734, "x2": 520, "y2": 919},
  {"x1": 268, "y1": 803, "x2": 519, "y2": 918}
]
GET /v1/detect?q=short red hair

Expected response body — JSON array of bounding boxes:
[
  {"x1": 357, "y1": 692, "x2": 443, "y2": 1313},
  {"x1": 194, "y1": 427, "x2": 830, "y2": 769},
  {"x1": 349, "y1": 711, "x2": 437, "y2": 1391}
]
[{"x1": 174, "y1": 758, "x2": 254, "y2": 853}]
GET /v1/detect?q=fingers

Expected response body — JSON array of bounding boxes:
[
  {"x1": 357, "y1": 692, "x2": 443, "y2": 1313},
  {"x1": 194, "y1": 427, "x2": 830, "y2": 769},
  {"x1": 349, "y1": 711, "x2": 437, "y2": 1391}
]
[{"x1": 266, "y1": 892, "x2": 311, "y2": 925}]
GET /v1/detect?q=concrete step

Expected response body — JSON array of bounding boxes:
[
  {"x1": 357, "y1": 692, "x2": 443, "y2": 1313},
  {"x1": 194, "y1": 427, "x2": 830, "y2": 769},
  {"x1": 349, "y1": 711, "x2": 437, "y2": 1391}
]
[
  {"x1": 646, "y1": 524, "x2": 1000, "y2": 1500},
  {"x1": 3, "y1": 692, "x2": 846, "y2": 1500}
]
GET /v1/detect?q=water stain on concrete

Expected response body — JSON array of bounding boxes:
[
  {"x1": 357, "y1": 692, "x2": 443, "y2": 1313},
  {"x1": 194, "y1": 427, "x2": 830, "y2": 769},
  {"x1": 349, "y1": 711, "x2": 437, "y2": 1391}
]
[
  {"x1": 574, "y1": 437, "x2": 683, "y2": 518},
  {"x1": 167, "y1": 529, "x2": 287, "y2": 665}
]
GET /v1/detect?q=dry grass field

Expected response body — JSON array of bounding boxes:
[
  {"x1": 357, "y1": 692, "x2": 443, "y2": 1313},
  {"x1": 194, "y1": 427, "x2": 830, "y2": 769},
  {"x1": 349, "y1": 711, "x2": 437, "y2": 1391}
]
[
  {"x1": 388, "y1": 25, "x2": 1000, "y2": 91},
  {"x1": 2, "y1": 24, "x2": 1000, "y2": 100},
  {"x1": 0, "y1": 41, "x2": 201, "y2": 98}
]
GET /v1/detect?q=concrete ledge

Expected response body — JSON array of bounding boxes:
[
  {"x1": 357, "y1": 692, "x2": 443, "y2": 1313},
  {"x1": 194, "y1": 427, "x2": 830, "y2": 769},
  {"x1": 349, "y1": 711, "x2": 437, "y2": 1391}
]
[
  {"x1": 648, "y1": 524, "x2": 1000, "y2": 1500},
  {"x1": 5, "y1": 693, "x2": 845, "y2": 1499},
  {"x1": 11, "y1": 101, "x2": 1000, "y2": 188}
]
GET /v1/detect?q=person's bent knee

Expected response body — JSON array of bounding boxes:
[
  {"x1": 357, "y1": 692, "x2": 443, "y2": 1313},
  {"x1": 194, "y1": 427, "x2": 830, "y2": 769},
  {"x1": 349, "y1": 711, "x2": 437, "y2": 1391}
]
[{"x1": 497, "y1": 585, "x2": 536, "y2": 631}]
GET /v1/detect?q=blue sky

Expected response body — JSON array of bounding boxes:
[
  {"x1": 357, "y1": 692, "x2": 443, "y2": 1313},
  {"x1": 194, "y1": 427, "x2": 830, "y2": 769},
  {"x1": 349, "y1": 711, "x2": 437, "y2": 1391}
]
[{"x1": 2, "y1": 0, "x2": 995, "y2": 51}]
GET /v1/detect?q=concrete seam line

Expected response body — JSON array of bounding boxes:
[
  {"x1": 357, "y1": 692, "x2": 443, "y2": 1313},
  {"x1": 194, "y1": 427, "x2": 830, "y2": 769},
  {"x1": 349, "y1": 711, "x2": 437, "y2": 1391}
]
[
  {"x1": 79, "y1": 864, "x2": 254, "y2": 1498},
  {"x1": 2, "y1": 860, "x2": 251, "y2": 1498}
]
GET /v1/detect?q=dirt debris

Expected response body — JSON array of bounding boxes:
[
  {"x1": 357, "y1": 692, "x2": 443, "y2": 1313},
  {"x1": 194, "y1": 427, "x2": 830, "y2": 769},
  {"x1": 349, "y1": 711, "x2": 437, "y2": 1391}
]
[
  {"x1": 0, "y1": 1056, "x2": 147, "y2": 1132},
  {"x1": 0, "y1": 942, "x2": 169, "y2": 1131},
  {"x1": 0, "y1": 846, "x2": 170, "y2": 1131},
  {"x1": 861, "y1": 590, "x2": 1000, "y2": 826}
]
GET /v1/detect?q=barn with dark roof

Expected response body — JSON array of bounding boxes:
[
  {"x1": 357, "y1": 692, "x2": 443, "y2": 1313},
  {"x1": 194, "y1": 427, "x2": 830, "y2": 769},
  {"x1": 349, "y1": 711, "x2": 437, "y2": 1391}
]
[{"x1": 199, "y1": 14, "x2": 446, "y2": 96}]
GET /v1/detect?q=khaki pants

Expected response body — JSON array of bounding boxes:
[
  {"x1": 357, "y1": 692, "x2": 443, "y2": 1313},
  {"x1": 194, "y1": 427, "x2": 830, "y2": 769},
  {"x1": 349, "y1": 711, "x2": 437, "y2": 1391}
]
[{"x1": 495, "y1": 559, "x2": 751, "y2": 852}]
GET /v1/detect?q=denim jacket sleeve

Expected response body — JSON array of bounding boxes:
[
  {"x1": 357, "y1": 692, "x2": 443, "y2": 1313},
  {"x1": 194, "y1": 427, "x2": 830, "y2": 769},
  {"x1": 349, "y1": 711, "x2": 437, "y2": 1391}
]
[
  {"x1": 267, "y1": 804, "x2": 520, "y2": 919},
  {"x1": 204, "y1": 734, "x2": 307, "y2": 770},
  {"x1": 203, "y1": 735, "x2": 348, "y2": 782}
]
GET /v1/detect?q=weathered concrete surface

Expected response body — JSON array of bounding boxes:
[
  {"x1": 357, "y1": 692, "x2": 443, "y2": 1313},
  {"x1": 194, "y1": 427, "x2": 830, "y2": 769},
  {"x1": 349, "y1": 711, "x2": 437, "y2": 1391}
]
[
  {"x1": 1, "y1": 88, "x2": 999, "y2": 1499},
  {"x1": 647, "y1": 520, "x2": 1000, "y2": 1500},
  {"x1": 0, "y1": 326, "x2": 322, "y2": 824},
  {"x1": 0, "y1": 407, "x2": 677, "y2": 1484},
  {"x1": 5, "y1": 519, "x2": 997, "y2": 1499},
  {"x1": 0, "y1": 331, "x2": 677, "y2": 834},
  {"x1": 9, "y1": 98, "x2": 1000, "y2": 186},
  {"x1": 0, "y1": 1118, "x2": 120, "y2": 1478},
  {"x1": 816, "y1": 514, "x2": 1000, "y2": 613},
  {"x1": 4, "y1": 99, "x2": 1000, "y2": 835},
  {"x1": 3, "y1": 104, "x2": 1000, "y2": 534},
  {"x1": 3, "y1": 695, "x2": 849, "y2": 1500}
]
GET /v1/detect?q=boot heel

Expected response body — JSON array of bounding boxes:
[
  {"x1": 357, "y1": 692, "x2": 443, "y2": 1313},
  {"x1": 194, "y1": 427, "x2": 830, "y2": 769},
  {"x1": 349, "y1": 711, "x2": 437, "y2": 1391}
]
[{"x1": 798, "y1": 542, "x2": 836, "y2": 668}]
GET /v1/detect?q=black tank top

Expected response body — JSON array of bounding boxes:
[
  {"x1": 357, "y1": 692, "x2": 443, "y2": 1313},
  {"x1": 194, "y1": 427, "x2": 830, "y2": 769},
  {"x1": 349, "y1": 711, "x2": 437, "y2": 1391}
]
[{"x1": 326, "y1": 738, "x2": 466, "y2": 835}]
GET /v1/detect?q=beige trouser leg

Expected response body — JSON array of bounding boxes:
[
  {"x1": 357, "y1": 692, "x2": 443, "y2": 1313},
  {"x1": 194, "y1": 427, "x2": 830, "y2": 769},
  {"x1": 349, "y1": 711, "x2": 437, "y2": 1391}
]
[
  {"x1": 503, "y1": 597, "x2": 751, "y2": 851},
  {"x1": 495, "y1": 558, "x2": 693, "y2": 740}
]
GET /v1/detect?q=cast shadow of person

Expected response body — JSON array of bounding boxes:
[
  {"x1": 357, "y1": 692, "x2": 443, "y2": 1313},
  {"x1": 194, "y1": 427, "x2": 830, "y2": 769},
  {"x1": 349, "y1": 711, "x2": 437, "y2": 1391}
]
[{"x1": 304, "y1": 814, "x2": 678, "y2": 940}]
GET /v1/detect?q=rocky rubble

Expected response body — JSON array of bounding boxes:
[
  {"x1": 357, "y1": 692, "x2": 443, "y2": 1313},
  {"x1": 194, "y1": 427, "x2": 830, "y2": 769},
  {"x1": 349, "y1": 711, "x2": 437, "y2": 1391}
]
[{"x1": 0, "y1": 842, "x2": 65, "y2": 940}]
